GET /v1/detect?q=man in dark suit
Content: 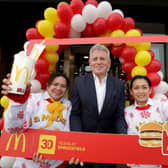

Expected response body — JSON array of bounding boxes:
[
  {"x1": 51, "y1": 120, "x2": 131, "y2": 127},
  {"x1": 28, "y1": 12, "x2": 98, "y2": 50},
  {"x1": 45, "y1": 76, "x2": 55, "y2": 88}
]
[{"x1": 70, "y1": 44, "x2": 127, "y2": 168}]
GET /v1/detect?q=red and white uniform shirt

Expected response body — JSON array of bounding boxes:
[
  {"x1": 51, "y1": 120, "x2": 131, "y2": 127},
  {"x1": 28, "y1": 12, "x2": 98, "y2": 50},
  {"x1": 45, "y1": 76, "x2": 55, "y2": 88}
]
[
  {"x1": 5, "y1": 91, "x2": 72, "y2": 168},
  {"x1": 125, "y1": 98, "x2": 168, "y2": 168}
]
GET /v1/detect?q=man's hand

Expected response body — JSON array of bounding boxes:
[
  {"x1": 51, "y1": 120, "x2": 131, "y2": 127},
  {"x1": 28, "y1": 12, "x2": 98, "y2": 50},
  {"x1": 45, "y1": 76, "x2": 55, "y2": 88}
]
[{"x1": 69, "y1": 157, "x2": 84, "y2": 166}]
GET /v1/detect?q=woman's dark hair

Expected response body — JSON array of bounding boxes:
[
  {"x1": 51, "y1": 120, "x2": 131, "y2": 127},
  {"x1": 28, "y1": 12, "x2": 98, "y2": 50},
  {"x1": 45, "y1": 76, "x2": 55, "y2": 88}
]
[
  {"x1": 47, "y1": 72, "x2": 69, "y2": 88},
  {"x1": 130, "y1": 75, "x2": 151, "y2": 89}
]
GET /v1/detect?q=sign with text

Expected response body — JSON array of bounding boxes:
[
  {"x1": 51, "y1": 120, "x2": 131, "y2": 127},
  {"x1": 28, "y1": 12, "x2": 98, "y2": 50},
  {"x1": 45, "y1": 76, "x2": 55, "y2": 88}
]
[{"x1": 1, "y1": 128, "x2": 168, "y2": 165}]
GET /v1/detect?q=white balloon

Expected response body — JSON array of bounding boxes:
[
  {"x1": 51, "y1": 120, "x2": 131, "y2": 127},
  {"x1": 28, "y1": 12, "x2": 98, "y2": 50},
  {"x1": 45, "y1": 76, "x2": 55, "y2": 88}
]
[
  {"x1": 154, "y1": 81, "x2": 168, "y2": 94},
  {"x1": 30, "y1": 79, "x2": 42, "y2": 93},
  {"x1": 69, "y1": 27, "x2": 81, "y2": 38},
  {"x1": 82, "y1": 4, "x2": 98, "y2": 24},
  {"x1": 157, "y1": 71, "x2": 164, "y2": 81},
  {"x1": 111, "y1": 9, "x2": 124, "y2": 18},
  {"x1": 71, "y1": 14, "x2": 86, "y2": 32},
  {"x1": 97, "y1": 1, "x2": 112, "y2": 19},
  {"x1": 152, "y1": 93, "x2": 167, "y2": 100},
  {"x1": 0, "y1": 156, "x2": 16, "y2": 168}
]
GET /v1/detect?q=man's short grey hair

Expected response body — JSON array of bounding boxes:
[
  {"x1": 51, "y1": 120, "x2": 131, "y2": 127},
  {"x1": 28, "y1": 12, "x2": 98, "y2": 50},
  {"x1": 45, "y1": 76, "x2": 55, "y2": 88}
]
[{"x1": 89, "y1": 44, "x2": 110, "y2": 60}]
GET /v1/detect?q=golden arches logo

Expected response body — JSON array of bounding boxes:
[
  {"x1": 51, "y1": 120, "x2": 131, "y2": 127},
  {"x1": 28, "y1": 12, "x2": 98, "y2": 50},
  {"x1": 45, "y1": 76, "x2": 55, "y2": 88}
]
[
  {"x1": 14, "y1": 64, "x2": 29, "y2": 84},
  {"x1": 6, "y1": 133, "x2": 26, "y2": 152}
]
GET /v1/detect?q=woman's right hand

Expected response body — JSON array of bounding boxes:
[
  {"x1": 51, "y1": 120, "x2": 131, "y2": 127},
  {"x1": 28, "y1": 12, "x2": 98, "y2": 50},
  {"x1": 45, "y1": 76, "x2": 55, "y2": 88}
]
[
  {"x1": 1, "y1": 73, "x2": 32, "y2": 95},
  {"x1": 1, "y1": 74, "x2": 12, "y2": 95}
]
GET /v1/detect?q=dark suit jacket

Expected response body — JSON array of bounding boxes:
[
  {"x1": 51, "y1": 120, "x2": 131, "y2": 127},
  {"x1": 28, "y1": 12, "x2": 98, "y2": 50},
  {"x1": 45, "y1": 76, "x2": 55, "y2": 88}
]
[{"x1": 70, "y1": 73, "x2": 127, "y2": 134}]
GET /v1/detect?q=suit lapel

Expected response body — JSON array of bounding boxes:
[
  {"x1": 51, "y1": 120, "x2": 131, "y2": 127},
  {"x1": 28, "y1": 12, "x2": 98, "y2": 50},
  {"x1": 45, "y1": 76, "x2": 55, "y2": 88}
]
[
  {"x1": 87, "y1": 73, "x2": 99, "y2": 113},
  {"x1": 101, "y1": 75, "x2": 115, "y2": 114}
]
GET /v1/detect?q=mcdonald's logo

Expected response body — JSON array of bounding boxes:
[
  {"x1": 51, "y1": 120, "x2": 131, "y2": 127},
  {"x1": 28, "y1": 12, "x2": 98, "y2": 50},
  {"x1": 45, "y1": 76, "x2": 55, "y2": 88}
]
[
  {"x1": 5, "y1": 133, "x2": 26, "y2": 152},
  {"x1": 14, "y1": 64, "x2": 29, "y2": 85}
]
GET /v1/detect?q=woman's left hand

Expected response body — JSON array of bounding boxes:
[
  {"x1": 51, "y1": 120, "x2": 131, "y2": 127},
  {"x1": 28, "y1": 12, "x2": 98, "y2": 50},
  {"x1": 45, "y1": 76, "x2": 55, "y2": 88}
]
[{"x1": 32, "y1": 152, "x2": 45, "y2": 165}]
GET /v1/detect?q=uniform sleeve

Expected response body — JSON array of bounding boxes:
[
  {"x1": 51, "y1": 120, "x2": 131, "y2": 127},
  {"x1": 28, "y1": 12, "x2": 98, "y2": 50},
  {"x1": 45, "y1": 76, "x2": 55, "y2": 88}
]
[
  {"x1": 125, "y1": 107, "x2": 137, "y2": 135},
  {"x1": 160, "y1": 99, "x2": 168, "y2": 122},
  {"x1": 4, "y1": 94, "x2": 35, "y2": 134}
]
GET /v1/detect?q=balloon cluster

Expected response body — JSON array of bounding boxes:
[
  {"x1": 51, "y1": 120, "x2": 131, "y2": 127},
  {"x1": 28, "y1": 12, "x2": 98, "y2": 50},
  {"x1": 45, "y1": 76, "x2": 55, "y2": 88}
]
[
  {"x1": 21, "y1": 0, "x2": 164, "y2": 96},
  {"x1": 25, "y1": 0, "x2": 162, "y2": 89}
]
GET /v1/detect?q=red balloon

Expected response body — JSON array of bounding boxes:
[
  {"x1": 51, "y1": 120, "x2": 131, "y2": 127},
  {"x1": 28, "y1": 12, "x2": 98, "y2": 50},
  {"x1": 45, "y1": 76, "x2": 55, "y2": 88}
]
[
  {"x1": 111, "y1": 44, "x2": 125, "y2": 58},
  {"x1": 57, "y1": 47, "x2": 63, "y2": 54},
  {"x1": 35, "y1": 72, "x2": 50, "y2": 90},
  {"x1": 122, "y1": 61, "x2": 136, "y2": 73},
  {"x1": 35, "y1": 20, "x2": 42, "y2": 29},
  {"x1": 26, "y1": 28, "x2": 43, "y2": 40},
  {"x1": 54, "y1": 22, "x2": 70, "y2": 38},
  {"x1": 82, "y1": 24, "x2": 96, "y2": 37},
  {"x1": 0, "y1": 118, "x2": 4, "y2": 130},
  {"x1": 121, "y1": 46, "x2": 137, "y2": 62},
  {"x1": 126, "y1": 72, "x2": 133, "y2": 80},
  {"x1": 70, "y1": 0, "x2": 84, "y2": 14},
  {"x1": 145, "y1": 59, "x2": 161, "y2": 73},
  {"x1": 164, "y1": 91, "x2": 168, "y2": 98},
  {"x1": 93, "y1": 17, "x2": 107, "y2": 36},
  {"x1": 148, "y1": 50, "x2": 155, "y2": 59},
  {"x1": 122, "y1": 17, "x2": 135, "y2": 33},
  {"x1": 35, "y1": 57, "x2": 49, "y2": 73},
  {"x1": 85, "y1": 0, "x2": 98, "y2": 7},
  {"x1": 147, "y1": 72, "x2": 161, "y2": 87},
  {"x1": 60, "y1": 45, "x2": 69, "y2": 49},
  {"x1": 57, "y1": 2, "x2": 73, "y2": 24},
  {"x1": 107, "y1": 13, "x2": 124, "y2": 31}
]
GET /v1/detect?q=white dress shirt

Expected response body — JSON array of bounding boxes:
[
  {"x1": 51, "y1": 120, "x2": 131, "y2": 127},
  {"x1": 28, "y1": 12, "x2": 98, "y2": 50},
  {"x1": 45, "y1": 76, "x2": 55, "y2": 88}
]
[{"x1": 93, "y1": 73, "x2": 107, "y2": 114}]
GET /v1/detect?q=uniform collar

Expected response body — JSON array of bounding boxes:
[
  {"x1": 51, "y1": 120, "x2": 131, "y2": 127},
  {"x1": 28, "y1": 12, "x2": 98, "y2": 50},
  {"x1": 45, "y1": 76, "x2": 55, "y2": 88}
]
[{"x1": 134, "y1": 98, "x2": 153, "y2": 110}]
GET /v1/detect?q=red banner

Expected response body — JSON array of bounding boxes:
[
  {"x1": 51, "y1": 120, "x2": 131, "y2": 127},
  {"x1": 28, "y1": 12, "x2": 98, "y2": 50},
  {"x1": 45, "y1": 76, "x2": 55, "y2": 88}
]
[{"x1": 0, "y1": 128, "x2": 168, "y2": 165}]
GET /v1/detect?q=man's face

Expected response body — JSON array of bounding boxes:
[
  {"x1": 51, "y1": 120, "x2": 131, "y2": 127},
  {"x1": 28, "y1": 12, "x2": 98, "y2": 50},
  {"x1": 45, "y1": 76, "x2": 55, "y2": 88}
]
[{"x1": 89, "y1": 49, "x2": 111, "y2": 77}]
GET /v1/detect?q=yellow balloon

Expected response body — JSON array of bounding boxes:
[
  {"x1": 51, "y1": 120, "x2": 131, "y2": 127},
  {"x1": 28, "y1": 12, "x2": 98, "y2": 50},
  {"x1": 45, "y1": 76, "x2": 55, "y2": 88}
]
[
  {"x1": 101, "y1": 32, "x2": 110, "y2": 37},
  {"x1": 125, "y1": 29, "x2": 141, "y2": 47},
  {"x1": 44, "y1": 7, "x2": 60, "y2": 24},
  {"x1": 135, "y1": 42, "x2": 151, "y2": 51},
  {"x1": 110, "y1": 29, "x2": 125, "y2": 46},
  {"x1": 135, "y1": 50, "x2": 151, "y2": 66},
  {"x1": 0, "y1": 96, "x2": 9, "y2": 109},
  {"x1": 37, "y1": 20, "x2": 55, "y2": 38},
  {"x1": 44, "y1": 52, "x2": 59, "y2": 64},
  {"x1": 46, "y1": 44, "x2": 59, "y2": 52},
  {"x1": 125, "y1": 29, "x2": 141, "y2": 37},
  {"x1": 131, "y1": 66, "x2": 147, "y2": 77},
  {"x1": 48, "y1": 64, "x2": 56, "y2": 72},
  {"x1": 110, "y1": 29, "x2": 125, "y2": 37}
]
